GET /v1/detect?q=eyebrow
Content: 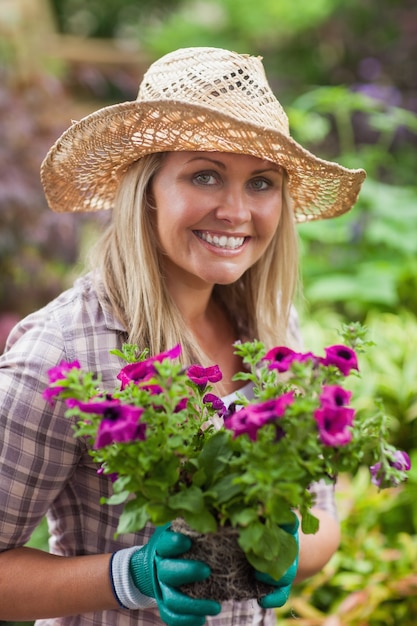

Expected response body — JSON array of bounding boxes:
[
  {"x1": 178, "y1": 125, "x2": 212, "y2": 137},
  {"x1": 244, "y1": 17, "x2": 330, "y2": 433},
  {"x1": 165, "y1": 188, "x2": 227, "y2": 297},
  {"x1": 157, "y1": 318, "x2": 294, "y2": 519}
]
[{"x1": 184, "y1": 156, "x2": 283, "y2": 175}]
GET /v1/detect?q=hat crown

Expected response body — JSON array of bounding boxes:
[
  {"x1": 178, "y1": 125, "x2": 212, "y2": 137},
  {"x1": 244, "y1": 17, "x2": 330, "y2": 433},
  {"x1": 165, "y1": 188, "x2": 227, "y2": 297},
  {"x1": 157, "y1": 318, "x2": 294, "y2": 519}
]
[{"x1": 137, "y1": 47, "x2": 290, "y2": 136}]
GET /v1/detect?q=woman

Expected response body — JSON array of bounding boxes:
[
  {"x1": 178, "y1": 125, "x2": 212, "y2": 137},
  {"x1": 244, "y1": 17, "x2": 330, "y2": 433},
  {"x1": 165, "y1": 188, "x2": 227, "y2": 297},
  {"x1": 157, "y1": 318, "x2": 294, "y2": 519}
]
[{"x1": 0, "y1": 47, "x2": 365, "y2": 625}]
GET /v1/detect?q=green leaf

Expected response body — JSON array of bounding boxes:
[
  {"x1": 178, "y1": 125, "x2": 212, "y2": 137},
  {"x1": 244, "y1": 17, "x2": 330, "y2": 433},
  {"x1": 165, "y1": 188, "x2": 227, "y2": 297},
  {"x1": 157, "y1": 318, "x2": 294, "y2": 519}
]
[
  {"x1": 102, "y1": 490, "x2": 130, "y2": 506},
  {"x1": 182, "y1": 510, "x2": 218, "y2": 534},
  {"x1": 301, "y1": 510, "x2": 320, "y2": 535},
  {"x1": 117, "y1": 499, "x2": 149, "y2": 534},
  {"x1": 238, "y1": 522, "x2": 298, "y2": 580},
  {"x1": 267, "y1": 495, "x2": 302, "y2": 525},
  {"x1": 191, "y1": 466, "x2": 207, "y2": 487},
  {"x1": 209, "y1": 473, "x2": 242, "y2": 504},
  {"x1": 146, "y1": 502, "x2": 174, "y2": 526},
  {"x1": 168, "y1": 486, "x2": 205, "y2": 512},
  {"x1": 232, "y1": 371, "x2": 254, "y2": 382},
  {"x1": 196, "y1": 430, "x2": 233, "y2": 478},
  {"x1": 230, "y1": 508, "x2": 259, "y2": 526}
]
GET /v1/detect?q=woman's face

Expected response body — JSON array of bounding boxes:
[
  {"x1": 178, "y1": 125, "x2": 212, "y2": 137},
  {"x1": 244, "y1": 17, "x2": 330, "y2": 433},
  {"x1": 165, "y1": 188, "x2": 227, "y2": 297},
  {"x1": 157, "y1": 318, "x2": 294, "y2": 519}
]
[{"x1": 151, "y1": 151, "x2": 284, "y2": 291}]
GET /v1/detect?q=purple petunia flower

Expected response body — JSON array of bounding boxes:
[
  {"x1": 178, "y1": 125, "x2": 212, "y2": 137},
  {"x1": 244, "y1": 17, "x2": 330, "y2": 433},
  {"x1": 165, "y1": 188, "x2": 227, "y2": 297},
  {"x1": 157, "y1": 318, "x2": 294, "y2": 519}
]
[
  {"x1": 313, "y1": 384, "x2": 355, "y2": 446},
  {"x1": 43, "y1": 360, "x2": 82, "y2": 405},
  {"x1": 43, "y1": 387, "x2": 64, "y2": 406},
  {"x1": 174, "y1": 397, "x2": 188, "y2": 413},
  {"x1": 263, "y1": 346, "x2": 316, "y2": 373},
  {"x1": 117, "y1": 361, "x2": 153, "y2": 390},
  {"x1": 314, "y1": 404, "x2": 355, "y2": 446},
  {"x1": 370, "y1": 450, "x2": 411, "y2": 487},
  {"x1": 47, "y1": 360, "x2": 82, "y2": 383},
  {"x1": 140, "y1": 382, "x2": 164, "y2": 395},
  {"x1": 187, "y1": 364, "x2": 222, "y2": 388},
  {"x1": 319, "y1": 385, "x2": 352, "y2": 408},
  {"x1": 224, "y1": 392, "x2": 294, "y2": 441},
  {"x1": 263, "y1": 346, "x2": 300, "y2": 373},
  {"x1": 321, "y1": 345, "x2": 359, "y2": 376},
  {"x1": 68, "y1": 397, "x2": 146, "y2": 448},
  {"x1": 117, "y1": 345, "x2": 182, "y2": 390},
  {"x1": 203, "y1": 393, "x2": 227, "y2": 417}
]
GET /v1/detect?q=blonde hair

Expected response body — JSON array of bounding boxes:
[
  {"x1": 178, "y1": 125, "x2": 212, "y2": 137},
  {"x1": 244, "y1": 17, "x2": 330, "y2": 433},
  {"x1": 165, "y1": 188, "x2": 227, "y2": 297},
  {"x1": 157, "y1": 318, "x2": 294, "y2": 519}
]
[{"x1": 90, "y1": 153, "x2": 300, "y2": 364}]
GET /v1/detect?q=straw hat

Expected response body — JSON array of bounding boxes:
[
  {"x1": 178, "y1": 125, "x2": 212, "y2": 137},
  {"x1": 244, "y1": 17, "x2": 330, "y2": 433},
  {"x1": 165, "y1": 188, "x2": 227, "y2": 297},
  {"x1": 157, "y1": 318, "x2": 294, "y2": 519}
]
[{"x1": 41, "y1": 47, "x2": 366, "y2": 221}]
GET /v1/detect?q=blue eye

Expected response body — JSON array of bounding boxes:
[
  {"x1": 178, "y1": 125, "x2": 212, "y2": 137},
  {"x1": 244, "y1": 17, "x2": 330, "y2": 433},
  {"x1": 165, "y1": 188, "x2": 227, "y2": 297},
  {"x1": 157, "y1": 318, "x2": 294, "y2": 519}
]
[
  {"x1": 250, "y1": 178, "x2": 270, "y2": 191},
  {"x1": 194, "y1": 172, "x2": 217, "y2": 185}
]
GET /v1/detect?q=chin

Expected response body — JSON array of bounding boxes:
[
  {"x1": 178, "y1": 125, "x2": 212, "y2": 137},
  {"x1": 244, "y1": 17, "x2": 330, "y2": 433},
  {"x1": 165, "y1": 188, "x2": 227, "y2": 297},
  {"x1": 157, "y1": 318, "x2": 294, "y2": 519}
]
[
  {"x1": 208, "y1": 272, "x2": 245, "y2": 286},
  {"x1": 194, "y1": 264, "x2": 249, "y2": 286}
]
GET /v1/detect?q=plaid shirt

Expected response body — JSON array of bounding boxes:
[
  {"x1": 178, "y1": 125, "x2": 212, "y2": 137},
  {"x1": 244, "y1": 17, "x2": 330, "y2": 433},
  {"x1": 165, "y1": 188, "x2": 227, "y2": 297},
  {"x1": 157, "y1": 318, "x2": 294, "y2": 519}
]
[{"x1": 0, "y1": 274, "x2": 336, "y2": 626}]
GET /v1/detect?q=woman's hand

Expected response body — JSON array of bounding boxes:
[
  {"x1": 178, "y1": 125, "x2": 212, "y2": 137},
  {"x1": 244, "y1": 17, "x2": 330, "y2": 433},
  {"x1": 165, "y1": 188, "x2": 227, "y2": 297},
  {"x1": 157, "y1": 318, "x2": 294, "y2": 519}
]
[{"x1": 112, "y1": 524, "x2": 221, "y2": 626}]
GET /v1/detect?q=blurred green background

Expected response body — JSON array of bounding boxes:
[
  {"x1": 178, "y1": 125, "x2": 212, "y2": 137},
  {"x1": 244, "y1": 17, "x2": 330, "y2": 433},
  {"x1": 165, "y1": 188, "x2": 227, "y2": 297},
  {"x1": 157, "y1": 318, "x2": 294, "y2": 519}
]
[{"x1": 1, "y1": 0, "x2": 416, "y2": 624}]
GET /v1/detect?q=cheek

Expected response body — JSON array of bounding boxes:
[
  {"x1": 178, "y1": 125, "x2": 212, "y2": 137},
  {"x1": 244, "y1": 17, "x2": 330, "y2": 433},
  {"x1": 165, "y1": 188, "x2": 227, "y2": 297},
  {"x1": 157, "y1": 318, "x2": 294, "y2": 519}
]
[
  {"x1": 155, "y1": 209, "x2": 172, "y2": 250},
  {"x1": 154, "y1": 196, "x2": 193, "y2": 253},
  {"x1": 260, "y1": 201, "x2": 283, "y2": 240}
]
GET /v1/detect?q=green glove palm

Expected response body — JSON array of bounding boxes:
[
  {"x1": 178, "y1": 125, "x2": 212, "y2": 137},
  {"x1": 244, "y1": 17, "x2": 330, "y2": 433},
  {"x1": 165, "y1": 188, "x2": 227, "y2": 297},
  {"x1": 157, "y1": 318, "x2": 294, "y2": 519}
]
[{"x1": 130, "y1": 524, "x2": 221, "y2": 626}]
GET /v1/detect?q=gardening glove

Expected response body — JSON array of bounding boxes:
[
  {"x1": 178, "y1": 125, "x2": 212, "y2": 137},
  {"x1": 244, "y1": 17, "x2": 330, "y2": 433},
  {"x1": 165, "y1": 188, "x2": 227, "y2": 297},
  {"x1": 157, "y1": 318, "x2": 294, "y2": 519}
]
[
  {"x1": 255, "y1": 517, "x2": 299, "y2": 609},
  {"x1": 110, "y1": 523, "x2": 221, "y2": 626}
]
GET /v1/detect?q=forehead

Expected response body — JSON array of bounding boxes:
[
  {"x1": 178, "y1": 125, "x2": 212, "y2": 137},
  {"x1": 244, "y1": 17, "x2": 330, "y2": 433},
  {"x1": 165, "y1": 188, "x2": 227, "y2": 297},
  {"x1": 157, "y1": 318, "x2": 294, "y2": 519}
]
[{"x1": 163, "y1": 150, "x2": 281, "y2": 170}]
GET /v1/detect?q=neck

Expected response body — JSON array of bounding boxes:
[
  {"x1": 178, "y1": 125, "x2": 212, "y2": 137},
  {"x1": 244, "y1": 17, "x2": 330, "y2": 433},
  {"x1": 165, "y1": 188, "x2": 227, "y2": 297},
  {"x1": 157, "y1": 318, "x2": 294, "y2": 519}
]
[
  {"x1": 164, "y1": 268, "x2": 214, "y2": 328},
  {"x1": 176, "y1": 292, "x2": 244, "y2": 396},
  {"x1": 164, "y1": 275, "x2": 244, "y2": 393}
]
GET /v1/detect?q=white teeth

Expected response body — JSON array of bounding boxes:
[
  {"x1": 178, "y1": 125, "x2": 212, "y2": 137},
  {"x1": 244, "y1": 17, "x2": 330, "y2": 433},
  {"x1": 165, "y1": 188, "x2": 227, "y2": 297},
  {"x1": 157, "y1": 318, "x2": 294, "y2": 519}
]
[{"x1": 197, "y1": 232, "x2": 245, "y2": 249}]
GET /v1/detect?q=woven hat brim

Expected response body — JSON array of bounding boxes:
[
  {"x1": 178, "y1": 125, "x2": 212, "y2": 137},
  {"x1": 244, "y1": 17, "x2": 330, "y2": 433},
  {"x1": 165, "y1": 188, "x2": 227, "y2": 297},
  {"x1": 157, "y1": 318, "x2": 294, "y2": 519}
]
[{"x1": 41, "y1": 100, "x2": 366, "y2": 221}]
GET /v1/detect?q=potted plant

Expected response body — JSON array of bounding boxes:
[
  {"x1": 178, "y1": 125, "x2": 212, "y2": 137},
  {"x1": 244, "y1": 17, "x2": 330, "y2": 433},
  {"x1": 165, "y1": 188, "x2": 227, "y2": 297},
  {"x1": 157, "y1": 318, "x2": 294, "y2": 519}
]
[{"x1": 44, "y1": 322, "x2": 410, "y2": 601}]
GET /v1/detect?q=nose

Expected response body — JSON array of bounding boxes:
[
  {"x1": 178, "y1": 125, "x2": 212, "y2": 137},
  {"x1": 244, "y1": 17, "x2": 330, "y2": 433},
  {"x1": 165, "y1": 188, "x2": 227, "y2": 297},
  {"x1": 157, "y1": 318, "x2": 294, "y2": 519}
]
[{"x1": 214, "y1": 185, "x2": 251, "y2": 225}]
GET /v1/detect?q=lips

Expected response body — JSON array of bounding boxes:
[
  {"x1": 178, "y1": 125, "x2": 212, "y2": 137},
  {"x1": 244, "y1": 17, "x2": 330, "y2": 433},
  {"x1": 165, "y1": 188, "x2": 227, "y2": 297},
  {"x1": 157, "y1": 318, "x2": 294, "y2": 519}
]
[{"x1": 195, "y1": 231, "x2": 246, "y2": 250}]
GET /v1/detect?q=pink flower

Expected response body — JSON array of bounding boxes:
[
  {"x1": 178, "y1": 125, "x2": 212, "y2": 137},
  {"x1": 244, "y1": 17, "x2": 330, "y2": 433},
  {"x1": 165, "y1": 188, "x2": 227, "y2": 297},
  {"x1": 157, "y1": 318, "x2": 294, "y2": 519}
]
[
  {"x1": 187, "y1": 364, "x2": 222, "y2": 388},
  {"x1": 203, "y1": 393, "x2": 227, "y2": 417},
  {"x1": 263, "y1": 347, "x2": 317, "y2": 373},
  {"x1": 117, "y1": 345, "x2": 181, "y2": 389},
  {"x1": 43, "y1": 360, "x2": 81, "y2": 405},
  {"x1": 263, "y1": 346, "x2": 301, "y2": 373},
  {"x1": 174, "y1": 397, "x2": 188, "y2": 413},
  {"x1": 314, "y1": 384, "x2": 355, "y2": 446},
  {"x1": 370, "y1": 450, "x2": 411, "y2": 487},
  {"x1": 314, "y1": 405, "x2": 355, "y2": 446},
  {"x1": 319, "y1": 385, "x2": 352, "y2": 408},
  {"x1": 321, "y1": 345, "x2": 359, "y2": 376},
  {"x1": 68, "y1": 398, "x2": 146, "y2": 448},
  {"x1": 225, "y1": 392, "x2": 294, "y2": 441}
]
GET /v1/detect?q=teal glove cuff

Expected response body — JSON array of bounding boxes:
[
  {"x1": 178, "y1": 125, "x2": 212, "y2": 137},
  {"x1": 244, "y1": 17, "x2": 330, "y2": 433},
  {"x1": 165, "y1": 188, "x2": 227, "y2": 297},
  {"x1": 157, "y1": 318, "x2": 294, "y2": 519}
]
[{"x1": 110, "y1": 546, "x2": 157, "y2": 610}]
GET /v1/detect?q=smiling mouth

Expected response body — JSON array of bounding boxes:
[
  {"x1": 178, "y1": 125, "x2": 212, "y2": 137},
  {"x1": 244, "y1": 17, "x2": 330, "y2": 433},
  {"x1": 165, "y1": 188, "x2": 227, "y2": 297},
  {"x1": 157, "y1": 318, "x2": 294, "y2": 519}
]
[{"x1": 195, "y1": 231, "x2": 246, "y2": 250}]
